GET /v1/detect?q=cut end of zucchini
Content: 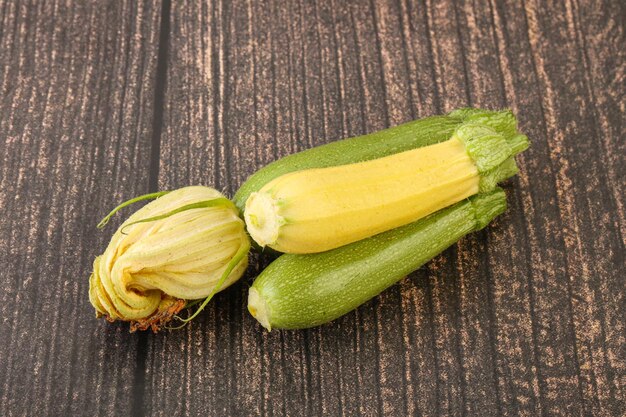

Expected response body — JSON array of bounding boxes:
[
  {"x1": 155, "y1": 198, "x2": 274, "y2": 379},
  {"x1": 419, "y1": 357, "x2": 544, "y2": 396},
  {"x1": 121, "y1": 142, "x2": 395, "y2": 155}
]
[
  {"x1": 247, "y1": 287, "x2": 272, "y2": 331},
  {"x1": 245, "y1": 192, "x2": 284, "y2": 248}
]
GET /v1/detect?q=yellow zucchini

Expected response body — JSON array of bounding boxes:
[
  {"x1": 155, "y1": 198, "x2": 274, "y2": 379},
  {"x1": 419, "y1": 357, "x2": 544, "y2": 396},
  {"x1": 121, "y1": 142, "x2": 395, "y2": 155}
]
[{"x1": 244, "y1": 123, "x2": 527, "y2": 253}]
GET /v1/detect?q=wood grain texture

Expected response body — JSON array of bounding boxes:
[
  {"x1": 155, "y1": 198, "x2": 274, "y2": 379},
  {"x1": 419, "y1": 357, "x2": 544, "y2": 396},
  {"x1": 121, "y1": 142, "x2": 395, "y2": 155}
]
[
  {"x1": 0, "y1": 0, "x2": 624, "y2": 416},
  {"x1": 0, "y1": 1, "x2": 162, "y2": 416},
  {"x1": 148, "y1": 0, "x2": 625, "y2": 416}
]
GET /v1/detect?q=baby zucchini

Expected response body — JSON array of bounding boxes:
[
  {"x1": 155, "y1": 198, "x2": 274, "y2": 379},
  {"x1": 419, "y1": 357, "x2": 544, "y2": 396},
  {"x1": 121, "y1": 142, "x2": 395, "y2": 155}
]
[
  {"x1": 244, "y1": 123, "x2": 527, "y2": 253},
  {"x1": 247, "y1": 188, "x2": 507, "y2": 330},
  {"x1": 234, "y1": 108, "x2": 523, "y2": 212},
  {"x1": 234, "y1": 114, "x2": 456, "y2": 211}
]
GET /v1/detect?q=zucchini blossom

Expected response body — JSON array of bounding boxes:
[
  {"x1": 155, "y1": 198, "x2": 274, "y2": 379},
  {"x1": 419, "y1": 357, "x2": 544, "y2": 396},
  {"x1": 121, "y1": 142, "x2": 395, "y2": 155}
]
[{"x1": 89, "y1": 186, "x2": 250, "y2": 332}]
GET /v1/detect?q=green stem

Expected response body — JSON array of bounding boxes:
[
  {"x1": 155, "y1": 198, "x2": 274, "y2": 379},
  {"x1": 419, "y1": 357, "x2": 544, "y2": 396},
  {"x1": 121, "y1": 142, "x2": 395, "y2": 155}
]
[
  {"x1": 97, "y1": 191, "x2": 171, "y2": 228},
  {"x1": 119, "y1": 198, "x2": 237, "y2": 234}
]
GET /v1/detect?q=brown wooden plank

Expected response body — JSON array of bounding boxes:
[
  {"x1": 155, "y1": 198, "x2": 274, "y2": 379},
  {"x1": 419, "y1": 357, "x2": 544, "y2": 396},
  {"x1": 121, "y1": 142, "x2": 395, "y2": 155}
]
[
  {"x1": 490, "y1": 0, "x2": 625, "y2": 415},
  {"x1": 522, "y1": 0, "x2": 625, "y2": 414},
  {"x1": 573, "y1": 0, "x2": 625, "y2": 237},
  {"x1": 0, "y1": 0, "x2": 162, "y2": 416},
  {"x1": 572, "y1": 0, "x2": 626, "y2": 411},
  {"x1": 486, "y1": 1, "x2": 585, "y2": 415}
]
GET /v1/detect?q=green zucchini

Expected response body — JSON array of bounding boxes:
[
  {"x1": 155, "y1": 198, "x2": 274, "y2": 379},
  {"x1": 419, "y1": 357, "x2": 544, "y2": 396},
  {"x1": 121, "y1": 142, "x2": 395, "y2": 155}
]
[
  {"x1": 247, "y1": 188, "x2": 507, "y2": 330},
  {"x1": 234, "y1": 108, "x2": 524, "y2": 212}
]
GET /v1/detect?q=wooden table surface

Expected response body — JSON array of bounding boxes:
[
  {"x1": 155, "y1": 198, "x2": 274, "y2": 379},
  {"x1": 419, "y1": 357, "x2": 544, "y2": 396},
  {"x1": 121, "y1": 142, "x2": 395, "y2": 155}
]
[{"x1": 0, "y1": 1, "x2": 624, "y2": 416}]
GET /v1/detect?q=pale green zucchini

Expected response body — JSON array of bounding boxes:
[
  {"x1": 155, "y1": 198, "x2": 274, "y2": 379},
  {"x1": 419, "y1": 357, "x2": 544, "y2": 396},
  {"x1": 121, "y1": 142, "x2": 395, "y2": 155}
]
[{"x1": 248, "y1": 188, "x2": 507, "y2": 330}]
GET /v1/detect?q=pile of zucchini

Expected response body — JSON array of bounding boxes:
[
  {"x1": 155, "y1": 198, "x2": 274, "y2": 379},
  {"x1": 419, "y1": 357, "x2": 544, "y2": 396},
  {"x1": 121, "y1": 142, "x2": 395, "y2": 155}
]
[
  {"x1": 238, "y1": 108, "x2": 528, "y2": 330},
  {"x1": 89, "y1": 108, "x2": 528, "y2": 332}
]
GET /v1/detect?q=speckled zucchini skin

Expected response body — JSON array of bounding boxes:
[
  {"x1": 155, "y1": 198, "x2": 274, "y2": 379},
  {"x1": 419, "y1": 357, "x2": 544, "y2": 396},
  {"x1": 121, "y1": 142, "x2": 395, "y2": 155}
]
[{"x1": 248, "y1": 189, "x2": 507, "y2": 330}]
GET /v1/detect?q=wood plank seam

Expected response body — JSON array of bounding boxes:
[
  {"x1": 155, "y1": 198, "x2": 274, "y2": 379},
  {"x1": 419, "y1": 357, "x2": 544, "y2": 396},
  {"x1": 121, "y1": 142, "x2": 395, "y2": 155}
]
[{"x1": 132, "y1": 1, "x2": 171, "y2": 417}]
